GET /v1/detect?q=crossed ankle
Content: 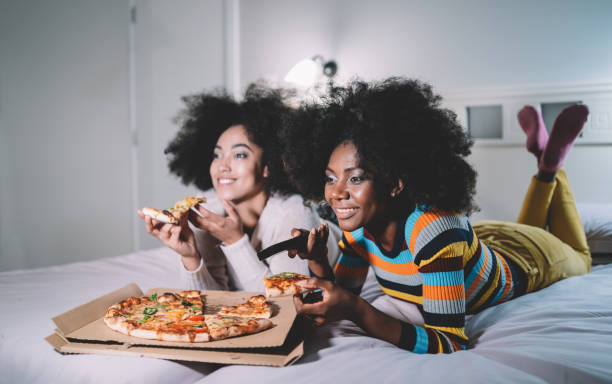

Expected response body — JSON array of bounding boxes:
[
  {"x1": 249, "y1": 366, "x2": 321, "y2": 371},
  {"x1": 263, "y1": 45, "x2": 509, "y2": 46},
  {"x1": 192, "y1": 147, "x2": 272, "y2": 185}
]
[{"x1": 537, "y1": 169, "x2": 556, "y2": 183}]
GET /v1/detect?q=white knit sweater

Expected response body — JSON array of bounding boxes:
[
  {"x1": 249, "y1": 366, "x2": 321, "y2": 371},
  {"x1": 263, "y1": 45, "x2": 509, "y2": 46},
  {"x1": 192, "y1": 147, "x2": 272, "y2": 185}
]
[{"x1": 179, "y1": 190, "x2": 341, "y2": 293}]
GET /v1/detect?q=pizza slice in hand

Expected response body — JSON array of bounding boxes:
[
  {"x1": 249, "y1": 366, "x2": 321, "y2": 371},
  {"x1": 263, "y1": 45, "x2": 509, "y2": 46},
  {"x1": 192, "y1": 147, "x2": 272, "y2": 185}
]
[
  {"x1": 264, "y1": 272, "x2": 312, "y2": 298},
  {"x1": 141, "y1": 195, "x2": 206, "y2": 225}
]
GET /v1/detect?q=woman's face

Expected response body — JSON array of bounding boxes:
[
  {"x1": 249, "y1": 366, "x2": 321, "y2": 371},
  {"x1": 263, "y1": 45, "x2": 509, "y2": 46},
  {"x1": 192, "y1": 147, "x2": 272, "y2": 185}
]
[
  {"x1": 324, "y1": 142, "x2": 387, "y2": 232},
  {"x1": 210, "y1": 124, "x2": 268, "y2": 203}
]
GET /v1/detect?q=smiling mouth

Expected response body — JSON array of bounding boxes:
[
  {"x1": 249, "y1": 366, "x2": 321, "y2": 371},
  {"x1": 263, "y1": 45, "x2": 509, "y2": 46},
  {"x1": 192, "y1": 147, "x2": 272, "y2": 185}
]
[
  {"x1": 334, "y1": 207, "x2": 359, "y2": 219},
  {"x1": 218, "y1": 178, "x2": 235, "y2": 185}
]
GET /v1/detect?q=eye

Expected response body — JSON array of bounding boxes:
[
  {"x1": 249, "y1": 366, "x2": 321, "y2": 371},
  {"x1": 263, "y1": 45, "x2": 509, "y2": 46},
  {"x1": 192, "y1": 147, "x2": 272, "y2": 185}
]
[
  {"x1": 349, "y1": 175, "x2": 367, "y2": 184},
  {"x1": 212, "y1": 152, "x2": 221, "y2": 160},
  {"x1": 325, "y1": 174, "x2": 337, "y2": 184},
  {"x1": 234, "y1": 152, "x2": 247, "y2": 159}
]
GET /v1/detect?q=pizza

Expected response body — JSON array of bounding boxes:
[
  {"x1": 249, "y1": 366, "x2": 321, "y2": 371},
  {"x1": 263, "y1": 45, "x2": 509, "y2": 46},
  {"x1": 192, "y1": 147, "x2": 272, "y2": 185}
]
[
  {"x1": 264, "y1": 272, "x2": 311, "y2": 298},
  {"x1": 205, "y1": 315, "x2": 273, "y2": 341},
  {"x1": 218, "y1": 295, "x2": 272, "y2": 318},
  {"x1": 104, "y1": 291, "x2": 209, "y2": 342},
  {"x1": 104, "y1": 291, "x2": 273, "y2": 343},
  {"x1": 141, "y1": 195, "x2": 206, "y2": 224}
]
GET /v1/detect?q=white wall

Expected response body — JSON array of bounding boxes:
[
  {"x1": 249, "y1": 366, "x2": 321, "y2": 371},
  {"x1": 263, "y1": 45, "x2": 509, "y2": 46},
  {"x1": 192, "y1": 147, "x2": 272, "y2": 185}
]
[
  {"x1": 0, "y1": 0, "x2": 134, "y2": 270},
  {"x1": 240, "y1": 0, "x2": 612, "y2": 222},
  {"x1": 241, "y1": 0, "x2": 612, "y2": 88},
  {"x1": 0, "y1": 0, "x2": 227, "y2": 271}
]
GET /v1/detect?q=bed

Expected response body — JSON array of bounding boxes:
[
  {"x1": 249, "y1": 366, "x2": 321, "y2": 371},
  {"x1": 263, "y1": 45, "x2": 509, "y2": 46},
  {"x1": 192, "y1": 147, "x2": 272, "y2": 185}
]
[{"x1": 2, "y1": 204, "x2": 612, "y2": 384}]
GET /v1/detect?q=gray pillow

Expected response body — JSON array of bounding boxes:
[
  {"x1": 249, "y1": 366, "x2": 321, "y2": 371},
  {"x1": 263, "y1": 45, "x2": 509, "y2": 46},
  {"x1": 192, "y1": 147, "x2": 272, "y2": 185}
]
[{"x1": 577, "y1": 203, "x2": 612, "y2": 253}]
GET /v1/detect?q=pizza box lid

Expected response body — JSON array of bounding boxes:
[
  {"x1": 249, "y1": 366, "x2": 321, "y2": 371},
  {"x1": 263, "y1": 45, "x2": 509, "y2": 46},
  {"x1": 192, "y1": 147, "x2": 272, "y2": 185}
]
[{"x1": 51, "y1": 283, "x2": 299, "y2": 351}]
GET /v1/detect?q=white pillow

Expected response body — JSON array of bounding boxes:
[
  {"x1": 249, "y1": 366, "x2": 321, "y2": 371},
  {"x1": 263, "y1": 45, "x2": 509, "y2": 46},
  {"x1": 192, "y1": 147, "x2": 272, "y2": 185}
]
[{"x1": 577, "y1": 203, "x2": 612, "y2": 253}]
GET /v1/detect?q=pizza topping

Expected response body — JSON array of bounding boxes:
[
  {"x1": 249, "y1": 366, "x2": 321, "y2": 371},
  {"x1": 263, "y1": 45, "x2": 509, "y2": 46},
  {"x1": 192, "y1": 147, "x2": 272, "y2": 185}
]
[
  {"x1": 104, "y1": 289, "x2": 276, "y2": 343},
  {"x1": 157, "y1": 293, "x2": 181, "y2": 305},
  {"x1": 273, "y1": 272, "x2": 300, "y2": 279},
  {"x1": 143, "y1": 307, "x2": 158, "y2": 316}
]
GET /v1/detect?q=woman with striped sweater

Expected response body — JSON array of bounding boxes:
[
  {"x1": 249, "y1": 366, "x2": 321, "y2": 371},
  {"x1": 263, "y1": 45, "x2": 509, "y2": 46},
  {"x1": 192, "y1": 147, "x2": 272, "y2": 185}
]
[{"x1": 281, "y1": 77, "x2": 591, "y2": 354}]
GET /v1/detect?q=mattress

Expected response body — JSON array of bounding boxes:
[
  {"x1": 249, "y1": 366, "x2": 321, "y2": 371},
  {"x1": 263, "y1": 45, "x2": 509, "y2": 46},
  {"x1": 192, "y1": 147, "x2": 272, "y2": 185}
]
[{"x1": 1, "y1": 247, "x2": 612, "y2": 383}]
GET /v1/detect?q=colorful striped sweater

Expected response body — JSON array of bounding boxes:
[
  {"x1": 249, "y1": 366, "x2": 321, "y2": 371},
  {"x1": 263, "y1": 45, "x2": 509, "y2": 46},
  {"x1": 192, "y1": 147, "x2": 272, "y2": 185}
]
[{"x1": 333, "y1": 207, "x2": 520, "y2": 354}]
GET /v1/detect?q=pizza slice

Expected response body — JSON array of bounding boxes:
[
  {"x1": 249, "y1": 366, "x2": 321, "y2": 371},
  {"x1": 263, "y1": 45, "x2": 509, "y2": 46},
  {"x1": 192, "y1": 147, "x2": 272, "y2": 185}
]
[
  {"x1": 142, "y1": 195, "x2": 206, "y2": 225},
  {"x1": 204, "y1": 315, "x2": 273, "y2": 341},
  {"x1": 264, "y1": 272, "x2": 311, "y2": 298},
  {"x1": 218, "y1": 295, "x2": 272, "y2": 319},
  {"x1": 141, "y1": 207, "x2": 181, "y2": 224},
  {"x1": 104, "y1": 290, "x2": 210, "y2": 342},
  {"x1": 173, "y1": 196, "x2": 206, "y2": 211}
]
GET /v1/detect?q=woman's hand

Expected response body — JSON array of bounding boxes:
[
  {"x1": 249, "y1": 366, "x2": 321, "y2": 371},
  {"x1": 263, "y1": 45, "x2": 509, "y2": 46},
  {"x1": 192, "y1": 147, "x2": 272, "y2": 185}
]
[
  {"x1": 190, "y1": 200, "x2": 244, "y2": 246},
  {"x1": 288, "y1": 224, "x2": 332, "y2": 279},
  {"x1": 137, "y1": 210, "x2": 200, "y2": 269},
  {"x1": 293, "y1": 277, "x2": 359, "y2": 325}
]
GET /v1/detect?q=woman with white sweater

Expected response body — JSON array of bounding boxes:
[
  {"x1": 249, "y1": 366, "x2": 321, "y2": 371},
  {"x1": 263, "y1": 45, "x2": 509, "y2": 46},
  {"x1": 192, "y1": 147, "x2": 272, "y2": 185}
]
[{"x1": 138, "y1": 84, "x2": 340, "y2": 292}]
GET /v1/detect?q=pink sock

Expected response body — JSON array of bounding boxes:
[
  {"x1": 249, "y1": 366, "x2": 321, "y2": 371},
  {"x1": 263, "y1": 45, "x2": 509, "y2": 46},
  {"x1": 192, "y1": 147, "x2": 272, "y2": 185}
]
[
  {"x1": 540, "y1": 104, "x2": 589, "y2": 173},
  {"x1": 517, "y1": 105, "x2": 548, "y2": 159}
]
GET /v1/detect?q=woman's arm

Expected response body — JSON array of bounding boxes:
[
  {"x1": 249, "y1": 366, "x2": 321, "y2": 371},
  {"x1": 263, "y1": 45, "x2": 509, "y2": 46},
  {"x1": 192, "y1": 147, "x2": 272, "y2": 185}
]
[
  {"x1": 295, "y1": 277, "x2": 466, "y2": 353},
  {"x1": 294, "y1": 278, "x2": 401, "y2": 344},
  {"x1": 178, "y1": 225, "x2": 229, "y2": 290}
]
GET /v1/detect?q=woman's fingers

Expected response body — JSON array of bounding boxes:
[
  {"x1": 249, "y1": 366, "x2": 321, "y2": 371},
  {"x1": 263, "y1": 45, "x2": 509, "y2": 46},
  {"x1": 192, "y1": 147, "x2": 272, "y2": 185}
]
[
  {"x1": 143, "y1": 215, "x2": 162, "y2": 236},
  {"x1": 291, "y1": 228, "x2": 306, "y2": 238},
  {"x1": 193, "y1": 205, "x2": 223, "y2": 225},
  {"x1": 320, "y1": 223, "x2": 329, "y2": 243},
  {"x1": 296, "y1": 277, "x2": 331, "y2": 291},
  {"x1": 293, "y1": 295, "x2": 326, "y2": 317},
  {"x1": 160, "y1": 222, "x2": 172, "y2": 240},
  {"x1": 307, "y1": 227, "x2": 317, "y2": 252},
  {"x1": 169, "y1": 224, "x2": 181, "y2": 243},
  {"x1": 221, "y1": 200, "x2": 239, "y2": 222},
  {"x1": 191, "y1": 209, "x2": 219, "y2": 232}
]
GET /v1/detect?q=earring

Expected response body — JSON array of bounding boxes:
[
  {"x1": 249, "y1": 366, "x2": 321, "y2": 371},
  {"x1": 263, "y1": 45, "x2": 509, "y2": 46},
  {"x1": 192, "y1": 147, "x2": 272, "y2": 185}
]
[{"x1": 390, "y1": 192, "x2": 396, "y2": 198}]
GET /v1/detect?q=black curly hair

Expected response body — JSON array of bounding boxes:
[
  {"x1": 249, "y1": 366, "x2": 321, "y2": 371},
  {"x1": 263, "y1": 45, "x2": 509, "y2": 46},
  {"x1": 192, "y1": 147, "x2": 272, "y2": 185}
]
[
  {"x1": 165, "y1": 83, "x2": 296, "y2": 195},
  {"x1": 281, "y1": 77, "x2": 478, "y2": 216}
]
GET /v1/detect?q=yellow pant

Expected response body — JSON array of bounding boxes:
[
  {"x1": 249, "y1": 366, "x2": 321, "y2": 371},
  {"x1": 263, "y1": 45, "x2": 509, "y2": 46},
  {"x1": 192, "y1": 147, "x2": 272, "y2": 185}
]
[{"x1": 473, "y1": 169, "x2": 591, "y2": 294}]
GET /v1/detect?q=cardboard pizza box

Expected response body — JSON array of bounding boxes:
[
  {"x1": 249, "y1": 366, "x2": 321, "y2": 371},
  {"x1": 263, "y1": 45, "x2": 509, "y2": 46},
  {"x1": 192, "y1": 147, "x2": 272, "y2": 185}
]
[{"x1": 45, "y1": 283, "x2": 305, "y2": 367}]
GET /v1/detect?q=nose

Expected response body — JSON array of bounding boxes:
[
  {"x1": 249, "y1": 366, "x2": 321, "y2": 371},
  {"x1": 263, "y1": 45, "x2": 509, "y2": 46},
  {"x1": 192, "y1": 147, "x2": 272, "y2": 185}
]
[
  {"x1": 329, "y1": 180, "x2": 349, "y2": 200},
  {"x1": 217, "y1": 155, "x2": 231, "y2": 172}
]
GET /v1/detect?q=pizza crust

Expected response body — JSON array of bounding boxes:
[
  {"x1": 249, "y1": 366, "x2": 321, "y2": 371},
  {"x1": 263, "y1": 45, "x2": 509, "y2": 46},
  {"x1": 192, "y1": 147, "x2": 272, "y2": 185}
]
[
  {"x1": 142, "y1": 207, "x2": 179, "y2": 224},
  {"x1": 142, "y1": 195, "x2": 206, "y2": 225}
]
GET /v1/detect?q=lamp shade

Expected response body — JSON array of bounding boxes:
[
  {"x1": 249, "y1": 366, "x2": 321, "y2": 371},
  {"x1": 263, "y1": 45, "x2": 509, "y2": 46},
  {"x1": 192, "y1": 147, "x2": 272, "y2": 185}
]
[{"x1": 284, "y1": 58, "x2": 321, "y2": 87}]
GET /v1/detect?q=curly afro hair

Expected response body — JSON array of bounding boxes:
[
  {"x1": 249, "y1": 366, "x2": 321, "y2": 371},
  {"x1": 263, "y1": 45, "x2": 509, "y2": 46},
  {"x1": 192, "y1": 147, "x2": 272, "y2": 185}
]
[
  {"x1": 281, "y1": 77, "x2": 478, "y2": 216},
  {"x1": 165, "y1": 83, "x2": 296, "y2": 195}
]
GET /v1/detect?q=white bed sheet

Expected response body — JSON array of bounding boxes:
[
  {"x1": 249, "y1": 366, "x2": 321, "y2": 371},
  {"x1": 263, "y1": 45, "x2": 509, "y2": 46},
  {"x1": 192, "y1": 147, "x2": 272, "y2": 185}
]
[{"x1": 1, "y1": 248, "x2": 612, "y2": 384}]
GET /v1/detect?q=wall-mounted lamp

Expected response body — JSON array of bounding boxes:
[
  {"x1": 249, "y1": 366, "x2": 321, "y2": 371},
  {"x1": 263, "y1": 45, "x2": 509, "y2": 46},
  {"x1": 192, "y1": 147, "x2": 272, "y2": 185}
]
[{"x1": 284, "y1": 55, "x2": 338, "y2": 88}]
